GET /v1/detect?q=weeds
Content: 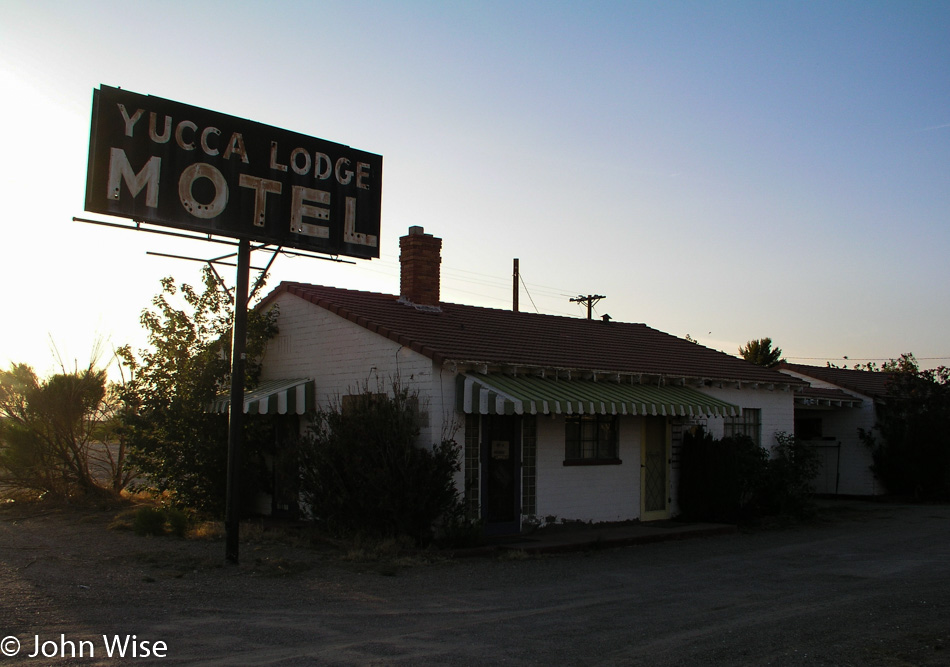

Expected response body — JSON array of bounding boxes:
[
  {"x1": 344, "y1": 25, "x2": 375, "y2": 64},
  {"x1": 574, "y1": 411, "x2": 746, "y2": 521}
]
[{"x1": 111, "y1": 505, "x2": 195, "y2": 537}]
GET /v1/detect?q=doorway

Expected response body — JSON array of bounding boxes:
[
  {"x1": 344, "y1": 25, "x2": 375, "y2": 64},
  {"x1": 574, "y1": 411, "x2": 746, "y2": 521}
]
[
  {"x1": 481, "y1": 415, "x2": 522, "y2": 535},
  {"x1": 641, "y1": 417, "x2": 671, "y2": 521}
]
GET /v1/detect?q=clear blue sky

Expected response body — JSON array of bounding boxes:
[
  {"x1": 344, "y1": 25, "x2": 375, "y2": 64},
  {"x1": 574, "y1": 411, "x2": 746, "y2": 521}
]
[{"x1": 1, "y1": 0, "x2": 948, "y2": 376}]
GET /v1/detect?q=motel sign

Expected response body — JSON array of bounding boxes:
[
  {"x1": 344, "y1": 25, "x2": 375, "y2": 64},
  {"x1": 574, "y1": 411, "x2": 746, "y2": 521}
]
[{"x1": 85, "y1": 85, "x2": 382, "y2": 258}]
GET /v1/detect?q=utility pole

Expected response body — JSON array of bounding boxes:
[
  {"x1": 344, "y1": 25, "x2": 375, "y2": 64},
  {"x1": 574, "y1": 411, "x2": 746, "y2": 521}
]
[{"x1": 570, "y1": 294, "x2": 606, "y2": 320}]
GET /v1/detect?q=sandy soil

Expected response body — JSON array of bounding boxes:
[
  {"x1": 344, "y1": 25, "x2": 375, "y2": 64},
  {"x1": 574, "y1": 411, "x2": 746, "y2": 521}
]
[{"x1": 1, "y1": 500, "x2": 948, "y2": 665}]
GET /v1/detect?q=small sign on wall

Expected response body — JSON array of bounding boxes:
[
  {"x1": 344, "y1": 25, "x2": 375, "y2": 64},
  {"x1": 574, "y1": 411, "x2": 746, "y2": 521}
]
[{"x1": 491, "y1": 440, "x2": 510, "y2": 460}]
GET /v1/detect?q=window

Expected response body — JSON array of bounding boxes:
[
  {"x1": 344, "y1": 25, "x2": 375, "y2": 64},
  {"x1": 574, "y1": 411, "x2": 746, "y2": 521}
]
[
  {"x1": 565, "y1": 415, "x2": 620, "y2": 464},
  {"x1": 464, "y1": 414, "x2": 480, "y2": 520},
  {"x1": 723, "y1": 408, "x2": 761, "y2": 446},
  {"x1": 795, "y1": 417, "x2": 823, "y2": 441}
]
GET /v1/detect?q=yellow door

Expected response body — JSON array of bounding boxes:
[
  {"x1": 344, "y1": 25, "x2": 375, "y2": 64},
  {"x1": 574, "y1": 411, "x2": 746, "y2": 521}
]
[{"x1": 640, "y1": 417, "x2": 671, "y2": 521}]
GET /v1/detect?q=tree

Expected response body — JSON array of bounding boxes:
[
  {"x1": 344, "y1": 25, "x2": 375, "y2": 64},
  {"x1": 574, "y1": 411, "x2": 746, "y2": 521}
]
[
  {"x1": 0, "y1": 360, "x2": 134, "y2": 499},
  {"x1": 860, "y1": 353, "x2": 950, "y2": 500},
  {"x1": 739, "y1": 338, "x2": 784, "y2": 367},
  {"x1": 116, "y1": 267, "x2": 278, "y2": 514}
]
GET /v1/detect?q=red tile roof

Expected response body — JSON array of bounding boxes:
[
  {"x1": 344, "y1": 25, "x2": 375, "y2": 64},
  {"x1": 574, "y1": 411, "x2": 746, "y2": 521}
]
[
  {"x1": 777, "y1": 362, "x2": 893, "y2": 399},
  {"x1": 265, "y1": 282, "x2": 803, "y2": 386}
]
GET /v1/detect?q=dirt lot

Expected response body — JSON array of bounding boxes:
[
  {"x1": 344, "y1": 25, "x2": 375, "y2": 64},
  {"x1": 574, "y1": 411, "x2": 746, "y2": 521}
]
[{"x1": 1, "y1": 500, "x2": 948, "y2": 666}]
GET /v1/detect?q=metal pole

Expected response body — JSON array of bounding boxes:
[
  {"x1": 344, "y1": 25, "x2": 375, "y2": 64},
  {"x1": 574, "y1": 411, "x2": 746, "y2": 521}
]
[{"x1": 225, "y1": 238, "x2": 251, "y2": 564}]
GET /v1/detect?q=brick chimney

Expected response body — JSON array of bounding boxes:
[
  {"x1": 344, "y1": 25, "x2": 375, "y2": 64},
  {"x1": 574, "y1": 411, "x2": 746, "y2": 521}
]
[{"x1": 399, "y1": 226, "x2": 442, "y2": 306}]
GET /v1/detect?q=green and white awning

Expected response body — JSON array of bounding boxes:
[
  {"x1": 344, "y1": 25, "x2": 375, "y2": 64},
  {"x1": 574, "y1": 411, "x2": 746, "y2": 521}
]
[
  {"x1": 457, "y1": 373, "x2": 740, "y2": 418},
  {"x1": 210, "y1": 378, "x2": 314, "y2": 415}
]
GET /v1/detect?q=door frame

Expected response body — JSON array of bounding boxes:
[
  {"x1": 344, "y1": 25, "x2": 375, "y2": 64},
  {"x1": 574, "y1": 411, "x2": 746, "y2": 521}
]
[{"x1": 640, "y1": 416, "x2": 672, "y2": 521}]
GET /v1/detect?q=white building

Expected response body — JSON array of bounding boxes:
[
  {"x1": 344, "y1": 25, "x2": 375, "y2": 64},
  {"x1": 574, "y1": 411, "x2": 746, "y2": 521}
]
[
  {"x1": 250, "y1": 227, "x2": 803, "y2": 533},
  {"x1": 777, "y1": 363, "x2": 890, "y2": 496}
]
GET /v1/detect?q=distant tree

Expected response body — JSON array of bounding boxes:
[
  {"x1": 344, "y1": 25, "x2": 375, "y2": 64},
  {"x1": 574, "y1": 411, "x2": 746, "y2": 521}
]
[
  {"x1": 739, "y1": 338, "x2": 784, "y2": 367},
  {"x1": 860, "y1": 353, "x2": 950, "y2": 500},
  {"x1": 851, "y1": 361, "x2": 881, "y2": 372},
  {"x1": 0, "y1": 359, "x2": 134, "y2": 499},
  {"x1": 116, "y1": 267, "x2": 278, "y2": 514}
]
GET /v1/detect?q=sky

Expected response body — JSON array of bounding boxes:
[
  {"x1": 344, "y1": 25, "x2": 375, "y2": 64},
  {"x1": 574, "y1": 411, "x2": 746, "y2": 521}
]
[{"x1": 1, "y1": 0, "x2": 948, "y2": 378}]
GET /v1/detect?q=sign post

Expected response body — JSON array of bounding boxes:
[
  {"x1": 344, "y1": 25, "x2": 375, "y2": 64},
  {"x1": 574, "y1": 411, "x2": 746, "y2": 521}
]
[
  {"x1": 83, "y1": 86, "x2": 382, "y2": 563},
  {"x1": 225, "y1": 238, "x2": 250, "y2": 563}
]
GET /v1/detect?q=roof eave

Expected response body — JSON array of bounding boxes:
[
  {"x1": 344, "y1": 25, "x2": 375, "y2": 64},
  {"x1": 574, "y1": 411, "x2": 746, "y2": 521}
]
[{"x1": 443, "y1": 360, "x2": 803, "y2": 392}]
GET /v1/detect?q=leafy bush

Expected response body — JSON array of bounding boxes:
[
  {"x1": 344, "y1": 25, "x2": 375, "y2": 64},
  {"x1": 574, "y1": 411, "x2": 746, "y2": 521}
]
[
  {"x1": 116, "y1": 268, "x2": 279, "y2": 515},
  {"x1": 763, "y1": 432, "x2": 821, "y2": 518},
  {"x1": 164, "y1": 507, "x2": 190, "y2": 537},
  {"x1": 860, "y1": 354, "x2": 950, "y2": 500},
  {"x1": 679, "y1": 427, "x2": 819, "y2": 522},
  {"x1": 127, "y1": 506, "x2": 191, "y2": 537},
  {"x1": 298, "y1": 384, "x2": 463, "y2": 545},
  {"x1": 132, "y1": 506, "x2": 167, "y2": 536},
  {"x1": 679, "y1": 427, "x2": 768, "y2": 522},
  {"x1": 434, "y1": 514, "x2": 484, "y2": 549}
]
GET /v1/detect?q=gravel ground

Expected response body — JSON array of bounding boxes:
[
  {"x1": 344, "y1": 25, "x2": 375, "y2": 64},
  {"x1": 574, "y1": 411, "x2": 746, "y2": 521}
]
[{"x1": 1, "y1": 500, "x2": 948, "y2": 666}]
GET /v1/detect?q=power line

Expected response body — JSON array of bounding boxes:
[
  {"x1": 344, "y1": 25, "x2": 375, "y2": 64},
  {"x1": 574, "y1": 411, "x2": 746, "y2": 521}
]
[
  {"x1": 569, "y1": 294, "x2": 606, "y2": 320},
  {"x1": 786, "y1": 356, "x2": 950, "y2": 361},
  {"x1": 519, "y1": 273, "x2": 541, "y2": 314},
  {"x1": 367, "y1": 250, "x2": 585, "y2": 301}
]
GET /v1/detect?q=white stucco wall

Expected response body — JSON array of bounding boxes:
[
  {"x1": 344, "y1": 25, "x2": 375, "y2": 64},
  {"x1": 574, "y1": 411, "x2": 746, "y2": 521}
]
[
  {"x1": 528, "y1": 387, "x2": 796, "y2": 524},
  {"x1": 798, "y1": 406, "x2": 881, "y2": 495},
  {"x1": 699, "y1": 385, "x2": 796, "y2": 449},
  {"x1": 260, "y1": 293, "x2": 450, "y2": 446},
  {"x1": 777, "y1": 370, "x2": 882, "y2": 496},
  {"x1": 533, "y1": 414, "x2": 642, "y2": 523}
]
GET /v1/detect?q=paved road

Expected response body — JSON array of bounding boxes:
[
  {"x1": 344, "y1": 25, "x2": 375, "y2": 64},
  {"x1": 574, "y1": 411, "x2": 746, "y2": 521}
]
[{"x1": 2, "y1": 501, "x2": 949, "y2": 665}]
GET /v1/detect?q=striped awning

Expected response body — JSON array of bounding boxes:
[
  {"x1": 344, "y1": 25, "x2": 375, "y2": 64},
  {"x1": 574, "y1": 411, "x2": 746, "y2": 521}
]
[
  {"x1": 457, "y1": 373, "x2": 741, "y2": 418},
  {"x1": 210, "y1": 378, "x2": 314, "y2": 415}
]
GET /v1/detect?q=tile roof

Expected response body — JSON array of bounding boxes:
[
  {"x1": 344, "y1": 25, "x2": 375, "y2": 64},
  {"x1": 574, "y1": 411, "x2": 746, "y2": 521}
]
[
  {"x1": 264, "y1": 282, "x2": 801, "y2": 386},
  {"x1": 777, "y1": 362, "x2": 893, "y2": 399}
]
